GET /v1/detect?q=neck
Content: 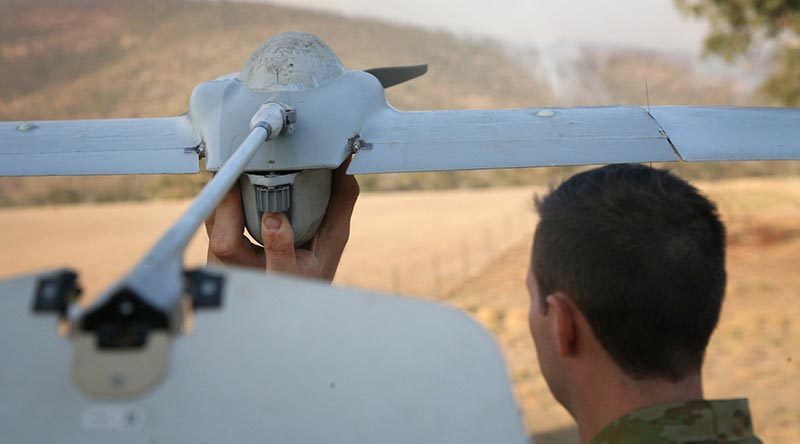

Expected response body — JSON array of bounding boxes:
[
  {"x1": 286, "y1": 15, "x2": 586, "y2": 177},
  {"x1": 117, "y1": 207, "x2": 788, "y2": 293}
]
[{"x1": 571, "y1": 370, "x2": 704, "y2": 444}]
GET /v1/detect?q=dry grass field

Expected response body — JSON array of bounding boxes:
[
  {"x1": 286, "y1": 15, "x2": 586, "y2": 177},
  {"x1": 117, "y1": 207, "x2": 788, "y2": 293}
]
[
  {"x1": 0, "y1": 176, "x2": 798, "y2": 443},
  {"x1": 0, "y1": 186, "x2": 538, "y2": 296}
]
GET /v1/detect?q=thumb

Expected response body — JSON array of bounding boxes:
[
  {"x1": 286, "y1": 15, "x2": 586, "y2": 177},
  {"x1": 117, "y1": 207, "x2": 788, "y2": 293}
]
[{"x1": 262, "y1": 212, "x2": 298, "y2": 274}]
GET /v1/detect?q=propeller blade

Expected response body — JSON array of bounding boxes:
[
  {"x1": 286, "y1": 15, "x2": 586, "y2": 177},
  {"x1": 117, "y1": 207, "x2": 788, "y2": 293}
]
[
  {"x1": 348, "y1": 106, "x2": 679, "y2": 174},
  {"x1": 364, "y1": 64, "x2": 428, "y2": 88},
  {"x1": 0, "y1": 116, "x2": 201, "y2": 176}
]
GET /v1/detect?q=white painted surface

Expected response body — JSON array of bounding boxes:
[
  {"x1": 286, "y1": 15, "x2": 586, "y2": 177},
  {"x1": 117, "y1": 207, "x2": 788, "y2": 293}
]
[
  {"x1": 350, "y1": 105, "x2": 678, "y2": 173},
  {"x1": 0, "y1": 116, "x2": 200, "y2": 176},
  {"x1": 650, "y1": 107, "x2": 800, "y2": 161},
  {"x1": 241, "y1": 32, "x2": 346, "y2": 92},
  {"x1": 190, "y1": 71, "x2": 384, "y2": 172},
  {"x1": 0, "y1": 267, "x2": 527, "y2": 443}
]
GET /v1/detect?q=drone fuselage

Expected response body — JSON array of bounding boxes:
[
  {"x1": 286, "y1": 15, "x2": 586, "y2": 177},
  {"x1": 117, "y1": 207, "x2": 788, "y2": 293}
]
[{"x1": 189, "y1": 33, "x2": 388, "y2": 244}]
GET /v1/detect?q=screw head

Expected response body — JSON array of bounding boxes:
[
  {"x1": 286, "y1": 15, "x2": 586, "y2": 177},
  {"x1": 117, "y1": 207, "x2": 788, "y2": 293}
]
[
  {"x1": 16, "y1": 122, "x2": 38, "y2": 131},
  {"x1": 111, "y1": 373, "x2": 126, "y2": 388},
  {"x1": 118, "y1": 301, "x2": 134, "y2": 316},
  {"x1": 351, "y1": 138, "x2": 363, "y2": 153}
]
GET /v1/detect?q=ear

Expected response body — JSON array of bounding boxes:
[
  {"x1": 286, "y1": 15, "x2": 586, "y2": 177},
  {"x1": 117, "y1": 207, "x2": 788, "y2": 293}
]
[{"x1": 547, "y1": 293, "x2": 578, "y2": 357}]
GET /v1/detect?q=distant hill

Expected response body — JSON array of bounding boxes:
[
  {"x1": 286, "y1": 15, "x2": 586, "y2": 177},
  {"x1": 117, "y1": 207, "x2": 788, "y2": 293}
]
[{"x1": 0, "y1": 0, "x2": 796, "y2": 206}]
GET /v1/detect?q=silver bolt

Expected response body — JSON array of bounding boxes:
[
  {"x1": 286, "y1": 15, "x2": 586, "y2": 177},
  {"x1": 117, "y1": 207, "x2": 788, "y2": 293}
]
[
  {"x1": 119, "y1": 301, "x2": 134, "y2": 316},
  {"x1": 200, "y1": 280, "x2": 218, "y2": 298},
  {"x1": 351, "y1": 137, "x2": 363, "y2": 153},
  {"x1": 111, "y1": 373, "x2": 125, "y2": 388},
  {"x1": 16, "y1": 122, "x2": 38, "y2": 131},
  {"x1": 41, "y1": 283, "x2": 58, "y2": 301}
]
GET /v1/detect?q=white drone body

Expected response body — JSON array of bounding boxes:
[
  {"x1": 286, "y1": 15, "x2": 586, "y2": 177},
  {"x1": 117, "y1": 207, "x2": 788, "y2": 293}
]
[
  {"x1": 1, "y1": 31, "x2": 800, "y2": 444},
  {"x1": 191, "y1": 32, "x2": 380, "y2": 244}
]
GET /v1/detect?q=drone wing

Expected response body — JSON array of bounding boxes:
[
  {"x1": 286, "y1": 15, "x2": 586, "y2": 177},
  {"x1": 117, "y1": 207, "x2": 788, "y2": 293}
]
[
  {"x1": 348, "y1": 106, "x2": 800, "y2": 174},
  {"x1": 0, "y1": 116, "x2": 200, "y2": 176},
  {"x1": 649, "y1": 106, "x2": 800, "y2": 161},
  {"x1": 348, "y1": 106, "x2": 678, "y2": 174}
]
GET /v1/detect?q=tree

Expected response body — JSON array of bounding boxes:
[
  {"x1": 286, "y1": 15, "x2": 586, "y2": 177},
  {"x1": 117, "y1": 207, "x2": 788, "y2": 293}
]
[{"x1": 676, "y1": 0, "x2": 800, "y2": 105}]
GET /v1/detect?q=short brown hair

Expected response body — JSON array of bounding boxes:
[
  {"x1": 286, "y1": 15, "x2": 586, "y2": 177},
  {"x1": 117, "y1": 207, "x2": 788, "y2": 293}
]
[{"x1": 533, "y1": 164, "x2": 726, "y2": 381}]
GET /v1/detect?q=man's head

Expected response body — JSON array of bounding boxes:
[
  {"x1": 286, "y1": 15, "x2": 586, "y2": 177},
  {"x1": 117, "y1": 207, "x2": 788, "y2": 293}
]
[{"x1": 527, "y1": 164, "x2": 726, "y2": 408}]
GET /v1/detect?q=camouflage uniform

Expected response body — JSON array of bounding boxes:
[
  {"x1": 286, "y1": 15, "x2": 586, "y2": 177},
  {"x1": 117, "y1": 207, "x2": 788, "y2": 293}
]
[{"x1": 591, "y1": 399, "x2": 762, "y2": 444}]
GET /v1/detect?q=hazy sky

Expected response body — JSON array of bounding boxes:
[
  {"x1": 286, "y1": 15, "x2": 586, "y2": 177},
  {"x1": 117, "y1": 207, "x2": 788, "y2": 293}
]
[{"x1": 252, "y1": 0, "x2": 710, "y2": 53}]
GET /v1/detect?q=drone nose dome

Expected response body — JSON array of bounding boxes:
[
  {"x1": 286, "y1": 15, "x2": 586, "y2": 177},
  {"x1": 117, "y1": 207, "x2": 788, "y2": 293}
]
[{"x1": 240, "y1": 32, "x2": 346, "y2": 92}]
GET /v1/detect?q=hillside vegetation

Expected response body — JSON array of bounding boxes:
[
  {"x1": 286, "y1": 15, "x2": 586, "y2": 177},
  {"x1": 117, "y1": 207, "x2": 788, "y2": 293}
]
[{"x1": 0, "y1": 0, "x2": 797, "y2": 206}]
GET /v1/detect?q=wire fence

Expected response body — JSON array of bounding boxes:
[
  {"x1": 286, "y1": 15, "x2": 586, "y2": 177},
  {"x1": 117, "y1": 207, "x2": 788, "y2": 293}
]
[{"x1": 339, "y1": 211, "x2": 537, "y2": 300}]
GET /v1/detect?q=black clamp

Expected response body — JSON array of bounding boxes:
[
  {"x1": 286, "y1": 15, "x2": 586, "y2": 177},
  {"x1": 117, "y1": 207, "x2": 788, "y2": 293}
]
[
  {"x1": 32, "y1": 269, "x2": 82, "y2": 317},
  {"x1": 80, "y1": 287, "x2": 169, "y2": 349},
  {"x1": 184, "y1": 269, "x2": 225, "y2": 309}
]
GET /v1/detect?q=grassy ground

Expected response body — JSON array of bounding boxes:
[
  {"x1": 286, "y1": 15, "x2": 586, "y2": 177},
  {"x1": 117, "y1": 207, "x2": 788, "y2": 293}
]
[{"x1": 0, "y1": 177, "x2": 798, "y2": 442}]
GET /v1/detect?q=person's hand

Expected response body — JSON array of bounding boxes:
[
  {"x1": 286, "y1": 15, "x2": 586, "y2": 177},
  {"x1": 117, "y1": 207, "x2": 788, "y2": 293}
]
[{"x1": 205, "y1": 160, "x2": 359, "y2": 282}]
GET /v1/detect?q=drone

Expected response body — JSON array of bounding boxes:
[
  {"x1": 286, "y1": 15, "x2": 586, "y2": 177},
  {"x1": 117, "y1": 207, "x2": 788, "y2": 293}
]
[{"x1": 1, "y1": 32, "x2": 799, "y2": 443}]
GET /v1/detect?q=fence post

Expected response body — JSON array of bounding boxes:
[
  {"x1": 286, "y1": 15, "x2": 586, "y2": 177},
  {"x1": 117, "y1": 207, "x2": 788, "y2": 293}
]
[
  {"x1": 391, "y1": 265, "x2": 400, "y2": 294},
  {"x1": 432, "y1": 255, "x2": 442, "y2": 297},
  {"x1": 462, "y1": 242, "x2": 470, "y2": 278}
]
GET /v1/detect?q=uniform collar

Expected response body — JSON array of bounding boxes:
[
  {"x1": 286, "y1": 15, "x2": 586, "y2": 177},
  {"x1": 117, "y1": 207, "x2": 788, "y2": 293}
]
[{"x1": 590, "y1": 399, "x2": 759, "y2": 444}]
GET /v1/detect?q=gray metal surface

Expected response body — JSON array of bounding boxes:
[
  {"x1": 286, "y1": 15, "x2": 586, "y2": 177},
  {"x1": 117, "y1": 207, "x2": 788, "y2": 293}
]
[
  {"x1": 241, "y1": 169, "x2": 332, "y2": 245},
  {"x1": 0, "y1": 116, "x2": 200, "y2": 176},
  {"x1": 348, "y1": 106, "x2": 679, "y2": 174},
  {"x1": 191, "y1": 34, "x2": 386, "y2": 174},
  {"x1": 255, "y1": 185, "x2": 292, "y2": 213},
  {"x1": 649, "y1": 106, "x2": 800, "y2": 161},
  {"x1": 0, "y1": 267, "x2": 527, "y2": 444},
  {"x1": 190, "y1": 71, "x2": 384, "y2": 173},
  {"x1": 365, "y1": 64, "x2": 428, "y2": 88},
  {"x1": 77, "y1": 121, "x2": 277, "y2": 331}
]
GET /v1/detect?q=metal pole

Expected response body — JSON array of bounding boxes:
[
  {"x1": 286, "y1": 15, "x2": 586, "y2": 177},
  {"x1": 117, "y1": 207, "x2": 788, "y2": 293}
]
[
  {"x1": 73, "y1": 103, "x2": 293, "y2": 328},
  {"x1": 141, "y1": 126, "x2": 268, "y2": 264}
]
